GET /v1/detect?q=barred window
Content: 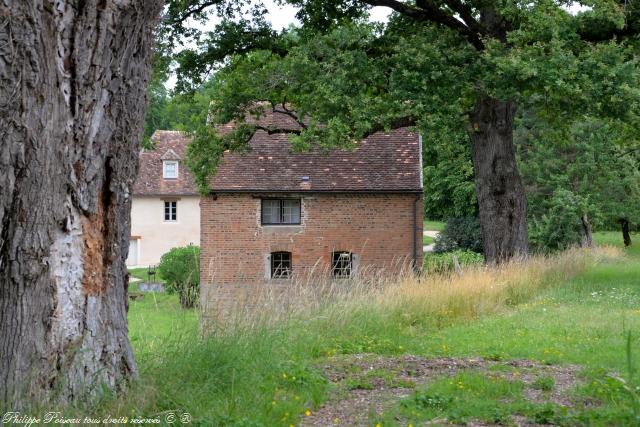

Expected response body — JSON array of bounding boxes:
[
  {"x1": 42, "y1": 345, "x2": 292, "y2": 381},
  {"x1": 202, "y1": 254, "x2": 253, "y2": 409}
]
[
  {"x1": 271, "y1": 252, "x2": 292, "y2": 279},
  {"x1": 261, "y1": 199, "x2": 301, "y2": 225},
  {"x1": 332, "y1": 251, "x2": 352, "y2": 278}
]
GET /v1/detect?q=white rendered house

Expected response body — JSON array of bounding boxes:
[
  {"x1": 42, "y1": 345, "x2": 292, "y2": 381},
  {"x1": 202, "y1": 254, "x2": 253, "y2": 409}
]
[{"x1": 127, "y1": 131, "x2": 200, "y2": 267}]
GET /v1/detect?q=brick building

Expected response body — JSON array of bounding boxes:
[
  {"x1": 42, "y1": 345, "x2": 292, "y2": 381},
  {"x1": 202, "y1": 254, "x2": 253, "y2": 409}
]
[{"x1": 200, "y1": 109, "x2": 423, "y2": 315}]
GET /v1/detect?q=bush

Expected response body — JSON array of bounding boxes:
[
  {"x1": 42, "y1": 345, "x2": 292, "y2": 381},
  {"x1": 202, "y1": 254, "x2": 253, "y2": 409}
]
[
  {"x1": 529, "y1": 189, "x2": 590, "y2": 253},
  {"x1": 434, "y1": 216, "x2": 483, "y2": 253},
  {"x1": 423, "y1": 250, "x2": 485, "y2": 274},
  {"x1": 158, "y1": 245, "x2": 200, "y2": 309}
]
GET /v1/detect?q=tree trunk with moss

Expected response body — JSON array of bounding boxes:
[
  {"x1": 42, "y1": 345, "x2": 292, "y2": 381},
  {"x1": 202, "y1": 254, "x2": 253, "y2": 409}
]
[{"x1": 0, "y1": 0, "x2": 162, "y2": 407}]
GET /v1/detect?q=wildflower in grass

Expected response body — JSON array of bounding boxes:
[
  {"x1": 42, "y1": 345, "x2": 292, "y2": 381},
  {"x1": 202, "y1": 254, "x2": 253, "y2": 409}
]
[{"x1": 305, "y1": 409, "x2": 312, "y2": 416}]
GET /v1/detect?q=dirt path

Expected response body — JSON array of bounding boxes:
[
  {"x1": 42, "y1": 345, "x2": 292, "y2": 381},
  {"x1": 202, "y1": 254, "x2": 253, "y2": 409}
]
[
  {"x1": 423, "y1": 230, "x2": 439, "y2": 252},
  {"x1": 301, "y1": 354, "x2": 584, "y2": 427}
]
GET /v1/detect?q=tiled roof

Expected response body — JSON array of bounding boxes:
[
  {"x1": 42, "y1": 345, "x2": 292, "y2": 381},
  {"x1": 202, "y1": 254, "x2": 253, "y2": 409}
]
[
  {"x1": 133, "y1": 131, "x2": 198, "y2": 196},
  {"x1": 211, "y1": 110, "x2": 422, "y2": 192}
]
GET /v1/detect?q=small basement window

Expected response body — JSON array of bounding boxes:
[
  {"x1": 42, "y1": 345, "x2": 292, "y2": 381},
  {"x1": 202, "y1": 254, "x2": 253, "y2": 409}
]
[
  {"x1": 262, "y1": 199, "x2": 301, "y2": 225},
  {"x1": 332, "y1": 251, "x2": 353, "y2": 278},
  {"x1": 164, "y1": 200, "x2": 177, "y2": 221},
  {"x1": 271, "y1": 251, "x2": 292, "y2": 279},
  {"x1": 163, "y1": 160, "x2": 178, "y2": 179}
]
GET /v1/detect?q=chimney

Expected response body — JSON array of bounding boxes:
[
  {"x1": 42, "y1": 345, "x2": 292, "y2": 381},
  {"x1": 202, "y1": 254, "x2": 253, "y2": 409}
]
[{"x1": 300, "y1": 175, "x2": 311, "y2": 190}]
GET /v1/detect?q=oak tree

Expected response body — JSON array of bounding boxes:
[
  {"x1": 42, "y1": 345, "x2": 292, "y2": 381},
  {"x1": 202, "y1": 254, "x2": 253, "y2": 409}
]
[
  {"x1": 0, "y1": 0, "x2": 162, "y2": 407},
  {"x1": 165, "y1": 0, "x2": 640, "y2": 263}
]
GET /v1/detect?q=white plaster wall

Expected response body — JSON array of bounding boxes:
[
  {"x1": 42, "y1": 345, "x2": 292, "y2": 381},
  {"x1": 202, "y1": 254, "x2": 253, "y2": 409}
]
[{"x1": 128, "y1": 196, "x2": 200, "y2": 266}]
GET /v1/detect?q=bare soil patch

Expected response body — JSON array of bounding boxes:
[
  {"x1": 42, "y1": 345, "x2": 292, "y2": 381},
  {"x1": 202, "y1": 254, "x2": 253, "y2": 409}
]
[{"x1": 301, "y1": 354, "x2": 583, "y2": 427}]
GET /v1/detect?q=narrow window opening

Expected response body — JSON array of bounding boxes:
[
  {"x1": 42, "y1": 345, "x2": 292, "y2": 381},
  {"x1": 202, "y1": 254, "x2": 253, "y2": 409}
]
[
  {"x1": 332, "y1": 251, "x2": 353, "y2": 278},
  {"x1": 164, "y1": 201, "x2": 177, "y2": 221},
  {"x1": 271, "y1": 251, "x2": 292, "y2": 279}
]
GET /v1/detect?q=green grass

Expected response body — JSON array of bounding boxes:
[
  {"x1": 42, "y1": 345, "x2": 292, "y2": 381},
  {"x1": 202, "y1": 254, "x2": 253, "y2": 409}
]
[
  {"x1": 91, "y1": 231, "x2": 640, "y2": 425},
  {"x1": 422, "y1": 234, "x2": 435, "y2": 245},
  {"x1": 382, "y1": 372, "x2": 531, "y2": 426},
  {"x1": 128, "y1": 267, "x2": 165, "y2": 284},
  {"x1": 424, "y1": 219, "x2": 445, "y2": 232}
]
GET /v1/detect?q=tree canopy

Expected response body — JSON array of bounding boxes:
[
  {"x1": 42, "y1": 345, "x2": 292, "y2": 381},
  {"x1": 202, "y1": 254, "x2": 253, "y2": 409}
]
[{"x1": 158, "y1": 0, "x2": 640, "y2": 261}]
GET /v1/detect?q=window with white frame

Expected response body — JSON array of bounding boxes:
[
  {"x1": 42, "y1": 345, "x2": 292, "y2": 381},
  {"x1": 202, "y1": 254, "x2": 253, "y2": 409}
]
[
  {"x1": 164, "y1": 200, "x2": 177, "y2": 221},
  {"x1": 163, "y1": 160, "x2": 178, "y2": 179}
]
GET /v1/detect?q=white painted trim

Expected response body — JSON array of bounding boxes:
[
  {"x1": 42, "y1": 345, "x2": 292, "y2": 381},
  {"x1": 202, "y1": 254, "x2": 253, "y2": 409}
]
[
  {"x1": 162, "y1": 200, "x2": 178, "y2": 223},
  {"x1": 162, "y1": 160, "x2": 179, "y2": 179}
]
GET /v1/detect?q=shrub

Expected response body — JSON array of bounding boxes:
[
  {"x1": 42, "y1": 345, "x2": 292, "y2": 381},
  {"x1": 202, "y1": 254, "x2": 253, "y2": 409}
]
[
  {"x1": 434, "y1": 216, "x2": 483, "y2": 253},
  {"x1": 158, "y1": 245, "x2": 200, "y2": 309},
  {"x1": 423, "y1": 250, "x2": 484, "y2": 274},
  {"x1": 529, "y1": 189, "x2": 592, "y2": 253}
]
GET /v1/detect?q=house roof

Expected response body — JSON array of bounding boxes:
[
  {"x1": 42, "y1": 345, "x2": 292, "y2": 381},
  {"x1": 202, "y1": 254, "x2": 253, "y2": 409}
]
[
  {"x1": 133, "y1": 131, "x2": 198, "y2": 196},
  {"x1": 211, "y1": 110, "x2": 423, "y2": 193}
]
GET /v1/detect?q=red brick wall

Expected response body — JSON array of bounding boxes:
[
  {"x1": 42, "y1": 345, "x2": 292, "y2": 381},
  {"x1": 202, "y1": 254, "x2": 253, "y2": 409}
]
[{"x1": 200, "y1": 193, "x2": 423, "y2": 297}]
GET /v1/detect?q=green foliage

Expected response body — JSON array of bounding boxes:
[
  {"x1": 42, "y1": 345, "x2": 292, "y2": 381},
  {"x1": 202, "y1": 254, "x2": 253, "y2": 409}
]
[
  {"x1": 528, "y1": 189, "x2": 589, "y2": 253},
  {"x1": 518, "y1": 116, "x2": 640, "y2": 235},
  {"x1": 423, "y1": 129, "x2": 477, "y2": 219},
  {"x1": 434, "y1": 216, "x2": 483, "y2": 253},
  {"x1": 423, "y1": 250, "x2": 484, "y2": 274},
  {"x1": 156, "y1": 0, "x2": 640, "y2": 200},
  {"x1": 157, "y1": 245, "x2": 200, "y2": 309}
]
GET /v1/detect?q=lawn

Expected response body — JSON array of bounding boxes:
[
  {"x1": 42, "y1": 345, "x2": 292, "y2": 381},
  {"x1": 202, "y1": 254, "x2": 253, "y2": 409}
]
[
  {"x1": 128, "y1": 266, "x2": 165, "y2": 284},
  {"x1": 111, "y1": 231, "x2": 640, "y2": 426},
  {"x1": 424, "y1": 219, "x2": 445, "y2": 232},
  {"x1": 422, "y1": 234, "x2": 435, "y2": 245}
]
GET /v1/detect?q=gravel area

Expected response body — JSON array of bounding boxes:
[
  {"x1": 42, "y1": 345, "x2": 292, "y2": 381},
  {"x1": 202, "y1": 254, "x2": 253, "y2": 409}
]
[{"x1": 301, "y1": 354, "x2": 584, "y2": 427}]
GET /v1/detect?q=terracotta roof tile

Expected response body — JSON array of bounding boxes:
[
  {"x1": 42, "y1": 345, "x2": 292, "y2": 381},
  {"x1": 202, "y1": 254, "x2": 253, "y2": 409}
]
[
  {"x1": 133, "y1": 131, "x2": 198, "y2": 196},
  {"x1": 211, "y1": 110, "x2": 422, "y2": 192}
]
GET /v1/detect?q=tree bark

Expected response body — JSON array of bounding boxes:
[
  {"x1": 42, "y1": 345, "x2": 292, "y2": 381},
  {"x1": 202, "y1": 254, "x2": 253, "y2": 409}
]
[
  {"x1": 580, "y1": 214, "x2": 594, "y2": 248},
  {"x1": 467, "y1": 97, "x2": 529, "y2": 264},
  {"x1": 0, "y1": 0, "x2": 162, "y2": 407},
  {"x1": 620, "y1": 218, "x2": 632, "y2": 247}
]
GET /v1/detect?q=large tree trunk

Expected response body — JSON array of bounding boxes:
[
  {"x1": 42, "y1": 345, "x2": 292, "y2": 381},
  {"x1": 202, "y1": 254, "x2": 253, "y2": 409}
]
[
  {"x1": 620, "y1": 218, "x2": 632, "y2": 247},
  {"x1": 467, "y1": 97, "x2": 529, "y2": 264},
  {"x1": 0, "y1": 0, "x2": 162, "y2": 407}
]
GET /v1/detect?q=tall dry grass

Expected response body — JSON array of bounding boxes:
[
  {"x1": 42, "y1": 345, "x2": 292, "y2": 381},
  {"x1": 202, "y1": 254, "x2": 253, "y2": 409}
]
[{"x1": 203, "y1": 247, "x2": 621, "y2": 334}]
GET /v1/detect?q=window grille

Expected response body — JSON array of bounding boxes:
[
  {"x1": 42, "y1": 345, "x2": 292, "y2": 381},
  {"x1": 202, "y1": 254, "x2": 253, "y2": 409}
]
[
  {"x1": 332, "y1": 251, "x2": 352, "y2": 278},
  {"x1": 271, "y1": 251, "x2": 292, "y2": 278}
]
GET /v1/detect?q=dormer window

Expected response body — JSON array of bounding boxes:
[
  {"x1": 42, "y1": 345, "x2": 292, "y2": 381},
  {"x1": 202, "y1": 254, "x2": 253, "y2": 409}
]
[{"x1": 163, "y1": 160, "x2": 178, "y2": 179}]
